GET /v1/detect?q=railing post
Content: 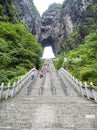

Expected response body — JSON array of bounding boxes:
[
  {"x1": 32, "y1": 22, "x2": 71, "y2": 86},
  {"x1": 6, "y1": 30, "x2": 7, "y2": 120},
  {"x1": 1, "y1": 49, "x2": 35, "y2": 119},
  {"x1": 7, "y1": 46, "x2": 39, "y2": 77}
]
[
  {"x1": 72, "y1": 76, "x2": 75, "y2": 88},
  {"x1": 18, "y1": 76, "x2": 23, "y2": 89},
  {"x1": 84, "y1": 82, "x2": 90, "y2": 99},
  {"x1": 16, "y1": 79, "x2": 20, "y2": 93},
  {"x1": 75, "y1": 79, "x2": 80, "y2": 93},
  {"x1": 5, "y1": 82, "x2": 10, "y2": 100},
  {"x1": 79, "y1": 81, "x2": 84, "y2": 97},
  {"x1": 0, "y1": 82, "x2": 4, "y2": 100},
  {"x1": 11, "y1": 82, "x2": 16, "y2": 97},
  {"x1": 91, "y1": 89, "x2": 97, "y2": 103},
  {"x1": 89, "y1": 82, "x2": 97, "y2": 102}
]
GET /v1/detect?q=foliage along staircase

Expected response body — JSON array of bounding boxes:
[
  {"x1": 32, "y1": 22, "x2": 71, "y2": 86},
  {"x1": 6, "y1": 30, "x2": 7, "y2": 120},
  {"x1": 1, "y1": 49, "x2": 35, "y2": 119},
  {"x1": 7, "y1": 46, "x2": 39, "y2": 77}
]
[{"x1": 0, "y1": 60, "x2": 97, "y2": 130}]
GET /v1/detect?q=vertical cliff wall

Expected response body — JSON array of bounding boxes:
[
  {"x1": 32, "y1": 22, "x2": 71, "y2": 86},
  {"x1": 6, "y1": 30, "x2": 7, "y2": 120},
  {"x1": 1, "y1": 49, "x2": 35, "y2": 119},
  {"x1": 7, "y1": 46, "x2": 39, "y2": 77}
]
[
  {"x1": 38, "y1": 3, "x2": 61, "y2": 55},
  {"x1": 13, "y1": 0, "x2": 41, "y2": 39},
  {"x1": 1, "y1": 0, "x2": 95, "y2": 54},
  {"x1": 60, "y1": 0, "x2": 94, "y2": 50},
  {"x1": 39, "y1": 0, "x2": 94, "y2": 54}
]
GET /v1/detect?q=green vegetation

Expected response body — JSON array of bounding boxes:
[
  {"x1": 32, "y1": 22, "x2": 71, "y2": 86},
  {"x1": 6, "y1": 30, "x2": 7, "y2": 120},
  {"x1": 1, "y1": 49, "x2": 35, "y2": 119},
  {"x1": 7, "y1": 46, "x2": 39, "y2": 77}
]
[
  {"x1": 64, "y1": 31, "x2": 97, "y2": 87},
  {"x1": 0, "y1": 22, "x2": 42, "y2": 85},
  {"x1": 54, "y1": 31, "x2": 97, "y2": 87},
  {"x1": 54, "y1": 0, "x2": 97, "y2": 88},
  {"x1": 53, "y1": 53, "x2": 65, "y2": 70},
  {"x1": 0, "y1": 0, "x2": 43, "y2": 86},
  {"x1": 0, "y1": 0, "x2": 19, "y2": 23}
]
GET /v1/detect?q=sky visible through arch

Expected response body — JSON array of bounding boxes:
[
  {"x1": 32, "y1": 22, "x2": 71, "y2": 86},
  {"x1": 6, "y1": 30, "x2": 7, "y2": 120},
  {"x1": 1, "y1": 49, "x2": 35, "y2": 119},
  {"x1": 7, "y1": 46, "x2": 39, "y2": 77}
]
[
  {"x1": 33, "y1": 0, "x2": 64, "y2": 59},
  {"x1": 42, "y1": 46, "x2": 55, "y2": 59}
]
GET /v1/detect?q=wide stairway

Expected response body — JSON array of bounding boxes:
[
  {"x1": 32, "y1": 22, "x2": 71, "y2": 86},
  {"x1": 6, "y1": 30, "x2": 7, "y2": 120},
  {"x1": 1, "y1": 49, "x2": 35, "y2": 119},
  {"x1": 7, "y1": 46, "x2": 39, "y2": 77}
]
[{"x1": 0, "y1": 60, "x2": 97, "y2": 130}]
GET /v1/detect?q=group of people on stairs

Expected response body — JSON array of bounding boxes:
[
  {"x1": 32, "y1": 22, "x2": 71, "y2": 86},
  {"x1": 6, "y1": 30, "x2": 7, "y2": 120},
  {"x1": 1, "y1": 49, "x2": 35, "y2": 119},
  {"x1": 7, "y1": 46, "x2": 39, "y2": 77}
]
[{"x1": 31, "y1": 59, "x2": 51, "y2": 80}]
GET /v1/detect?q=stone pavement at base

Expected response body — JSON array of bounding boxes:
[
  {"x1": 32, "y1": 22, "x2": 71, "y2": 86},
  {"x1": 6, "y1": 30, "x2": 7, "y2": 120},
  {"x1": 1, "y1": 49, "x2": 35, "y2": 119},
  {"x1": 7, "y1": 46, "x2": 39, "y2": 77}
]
[{"x1": 0, "y1": 63, "x2": 97, "y2": 130}]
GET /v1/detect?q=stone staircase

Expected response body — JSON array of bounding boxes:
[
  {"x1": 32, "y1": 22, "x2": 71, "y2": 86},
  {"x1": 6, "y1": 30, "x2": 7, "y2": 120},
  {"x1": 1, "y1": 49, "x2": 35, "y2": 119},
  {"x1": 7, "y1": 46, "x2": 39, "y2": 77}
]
[{"x1": 0, "y1": 62, "x2": 97, "y2": 130}]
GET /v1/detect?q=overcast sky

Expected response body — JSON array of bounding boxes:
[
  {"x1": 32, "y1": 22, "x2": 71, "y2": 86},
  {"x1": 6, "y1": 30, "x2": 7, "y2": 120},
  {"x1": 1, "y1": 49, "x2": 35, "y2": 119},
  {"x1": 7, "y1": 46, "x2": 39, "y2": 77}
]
[{"x1": 33, "y1": 0, "x2": 64, "y2": 15}]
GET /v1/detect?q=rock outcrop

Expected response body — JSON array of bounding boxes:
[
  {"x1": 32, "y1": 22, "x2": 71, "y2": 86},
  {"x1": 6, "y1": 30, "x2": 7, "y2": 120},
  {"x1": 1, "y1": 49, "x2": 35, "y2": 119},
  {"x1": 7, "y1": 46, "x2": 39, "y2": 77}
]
[
  {"x1": 0, "y1": 0, "x2": 95, "y2": 54},
  {"x1": 13, "y1": 0, "x2": 41, "y2": 39},
  {"x1": 59, "y1": 0, "x2": 93, "y2": 50},
  {"x1": 38, "y1": 3, "x2": 61, "y2": 55},
  {"x1": 39, "y1": 0, "x2": 94, "y2": 54}
]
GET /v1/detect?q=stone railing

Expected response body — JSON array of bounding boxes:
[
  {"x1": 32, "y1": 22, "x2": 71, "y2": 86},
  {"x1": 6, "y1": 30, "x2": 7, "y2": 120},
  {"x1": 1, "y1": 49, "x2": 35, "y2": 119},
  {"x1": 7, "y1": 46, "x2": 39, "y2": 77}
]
[
  {"x1": 0, "y1": 68, "x2": 35, "y2": 100},
  {"x1": 59, "y1": 67, "x2": 97, "y2": 103},
  {"x1": 49, "y1": 66, "x2": 56, "y2": 95},
  {"x1": 57, "y1": 71, "x2": 68, "y2": 96},
  {"x1": 39, "y1": 73, "x2": 46, "y2": 95},
  {"x1": 26, "y1": 70, "x2": 39, "y2": 96}
]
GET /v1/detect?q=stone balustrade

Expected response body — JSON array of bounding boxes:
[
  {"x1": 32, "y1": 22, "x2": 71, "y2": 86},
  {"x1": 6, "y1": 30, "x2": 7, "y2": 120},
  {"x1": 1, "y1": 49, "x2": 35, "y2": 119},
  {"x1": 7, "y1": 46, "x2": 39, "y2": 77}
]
[
  {"x1": 0, "y1": 68, "x2": 35, "y2": 100},
  {"x1": 49, "y1": 64, "x2": 56, "y2": 95},
  {"x1": 59, "y1": 67, "x2": 97, "y2": 103}
]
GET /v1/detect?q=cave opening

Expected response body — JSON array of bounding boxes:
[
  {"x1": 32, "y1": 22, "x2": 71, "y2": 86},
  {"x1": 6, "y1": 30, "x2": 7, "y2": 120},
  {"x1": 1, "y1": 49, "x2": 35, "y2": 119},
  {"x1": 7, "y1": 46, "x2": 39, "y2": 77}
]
[{"x1": 41, "y1": 36, "x2": 56, "y2": 57}]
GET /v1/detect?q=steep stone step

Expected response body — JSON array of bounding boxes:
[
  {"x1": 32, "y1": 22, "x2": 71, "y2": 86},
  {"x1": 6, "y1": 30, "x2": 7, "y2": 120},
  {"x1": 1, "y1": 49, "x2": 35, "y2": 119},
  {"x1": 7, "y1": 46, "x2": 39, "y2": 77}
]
[{"x1": 0, "y1": 61, "x2": 97, "y2": 130}]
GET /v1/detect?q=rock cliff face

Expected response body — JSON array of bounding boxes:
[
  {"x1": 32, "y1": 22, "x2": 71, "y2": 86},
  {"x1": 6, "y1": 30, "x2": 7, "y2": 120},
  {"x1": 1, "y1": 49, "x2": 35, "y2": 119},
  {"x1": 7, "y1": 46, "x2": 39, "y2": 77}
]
[
  {"x1": 38, "y1": 3, "x2": 61, "y2": 55},
  {"x1": 13, "y1": 0, "x2": 41, "y2": 39},
  {"x1": 60, "y1": 0, "x2": 93, "y2": 50},
  {"x1": 61, "y1": 0, "x2": 93, "y2": 35},
  {"x1": 1, "y1": 0, "x2": 94, "y2": 54},
  {"x1": 0, "y1": 0, "x2": 41, "y2": 40},
  {"x1": 39, "y1": 0, "x2": 93, "y2": 54}
]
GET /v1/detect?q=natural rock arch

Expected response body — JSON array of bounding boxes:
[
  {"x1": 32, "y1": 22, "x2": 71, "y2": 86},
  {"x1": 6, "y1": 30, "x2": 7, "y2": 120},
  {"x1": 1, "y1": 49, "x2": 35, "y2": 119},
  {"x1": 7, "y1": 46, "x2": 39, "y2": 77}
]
[{"x1": 41, "y1": 36, "x2": 56, "y2": 56}]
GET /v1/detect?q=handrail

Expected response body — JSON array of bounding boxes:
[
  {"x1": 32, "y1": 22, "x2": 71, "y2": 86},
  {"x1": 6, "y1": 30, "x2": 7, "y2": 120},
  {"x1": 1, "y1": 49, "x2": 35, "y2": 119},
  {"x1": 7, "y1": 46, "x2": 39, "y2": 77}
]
[
  {"x1": 57, "y1": 71, "x2": 68, "y2": 96},
  {"x1": 0, "y1": 68, "x2": 36, "y2": 100},
  {"x1": 39, "y1": 62, "x2": 50, "y2": 95},
  {"x1": 26, "y1": 70, "x2": 39, "y2": 96},
  {"x1": 59, "y1": 67, "x2": 97, "y2": 103},
  {"x1": 39, "y1": 77, "x2": 45, "y2": 95},
  {"x1": 39, "y1": 73, "x2": 46, "y2": 95},
  {"x1": 49, "y1": 64, "x2": 56, "y2": 95}
]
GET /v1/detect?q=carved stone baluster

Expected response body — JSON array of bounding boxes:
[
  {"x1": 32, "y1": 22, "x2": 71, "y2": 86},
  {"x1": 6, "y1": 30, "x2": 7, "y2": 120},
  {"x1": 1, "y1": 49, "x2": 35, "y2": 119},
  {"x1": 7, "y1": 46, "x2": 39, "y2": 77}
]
[
  {"x1": 0, "y1": 82, "x2": 4, "y2": 100},
  {"x1": 11, "y1": 82, "x2": 16, "y2": 97},
  {"x1": 79, "y1": 81, "x2": 84, "y2": 97},
  {"x1": 84, "y1": 82, "x2": 89, "y2": 99},
  {"x1": 5, "y1": 82, "x2": 11, "y2": 99}
]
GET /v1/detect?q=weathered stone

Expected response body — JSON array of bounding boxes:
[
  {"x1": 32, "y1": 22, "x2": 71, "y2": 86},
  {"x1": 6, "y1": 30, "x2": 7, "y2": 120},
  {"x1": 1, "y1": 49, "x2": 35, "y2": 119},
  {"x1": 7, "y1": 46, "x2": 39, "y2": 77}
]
[
  {"x1": 1, "y1": 0, "x2": 94, "y2": 54},
  {"x1": 39, "y1": 0, "x2": 93, "y2": 54},
  {"x1": 0, "y1": 61, "x2": 97, "y2": 129},
  {"x1": 38, "y1": 3, "x2": 61, "y2": 55},
  {"x1": 13, "y1": 0, "x2": 41, "y2": 40}
]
